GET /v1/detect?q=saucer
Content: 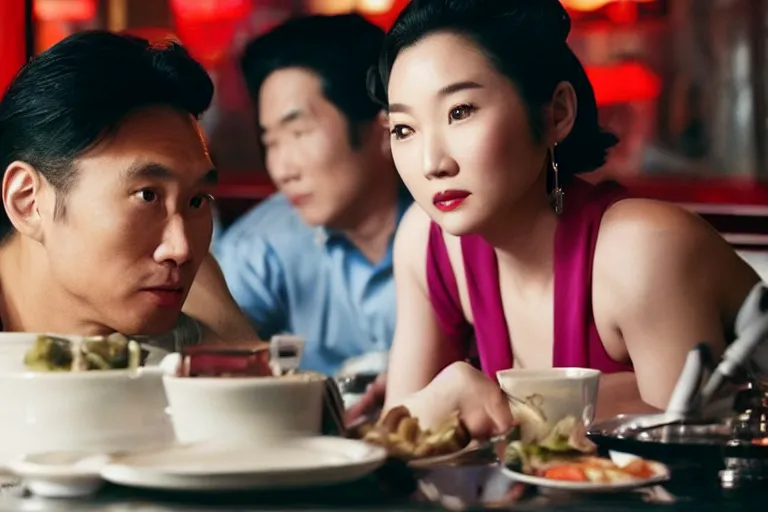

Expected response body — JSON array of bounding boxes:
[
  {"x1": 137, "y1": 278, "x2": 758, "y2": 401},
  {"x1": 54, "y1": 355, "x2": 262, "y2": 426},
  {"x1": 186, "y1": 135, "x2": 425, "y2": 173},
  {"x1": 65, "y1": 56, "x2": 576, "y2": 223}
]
[{"x1": 101, "y1": 436, "x2": 387, "y2": 491}]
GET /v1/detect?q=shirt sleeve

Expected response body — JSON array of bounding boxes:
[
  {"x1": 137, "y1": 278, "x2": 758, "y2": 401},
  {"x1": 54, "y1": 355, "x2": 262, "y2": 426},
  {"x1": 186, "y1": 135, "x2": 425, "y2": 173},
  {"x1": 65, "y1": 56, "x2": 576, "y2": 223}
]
[{"x1": 214, "y1": 233, "x2": 290, "y2": 340}]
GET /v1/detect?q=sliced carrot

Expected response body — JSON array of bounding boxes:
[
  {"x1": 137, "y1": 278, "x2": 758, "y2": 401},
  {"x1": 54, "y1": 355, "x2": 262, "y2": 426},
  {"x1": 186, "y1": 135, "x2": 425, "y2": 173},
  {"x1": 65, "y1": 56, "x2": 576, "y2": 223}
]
[
  {"x1": 622, "y1": 459, "x2": 655, "y2": 479},
  {"x1": 543, "y1": 464, "x2": 589, "y2": 482}
]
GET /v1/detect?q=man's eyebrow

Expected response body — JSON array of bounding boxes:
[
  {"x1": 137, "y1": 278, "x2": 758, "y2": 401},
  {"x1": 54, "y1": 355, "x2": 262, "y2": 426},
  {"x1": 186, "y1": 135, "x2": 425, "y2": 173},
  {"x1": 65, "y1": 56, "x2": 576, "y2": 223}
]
[
  {"x1": 122, "y1": 162, "x2": 218, "y2": 185},
  {"x1": 258, "y1": 108, "x2": 306, "y2": 133},
  {"x1": 121, "y1": 162, "x2": 174, "y2": 182},
  {"x1": 389, "y1": 81, "x2": 484, "y2": 114}
]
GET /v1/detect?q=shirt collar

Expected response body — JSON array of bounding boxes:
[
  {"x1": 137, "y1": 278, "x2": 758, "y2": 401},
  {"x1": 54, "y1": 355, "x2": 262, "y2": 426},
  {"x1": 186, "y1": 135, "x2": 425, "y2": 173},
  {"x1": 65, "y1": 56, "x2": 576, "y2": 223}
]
[{"x1": 314, "y1": 186, "x2": 413, "y2": 248}]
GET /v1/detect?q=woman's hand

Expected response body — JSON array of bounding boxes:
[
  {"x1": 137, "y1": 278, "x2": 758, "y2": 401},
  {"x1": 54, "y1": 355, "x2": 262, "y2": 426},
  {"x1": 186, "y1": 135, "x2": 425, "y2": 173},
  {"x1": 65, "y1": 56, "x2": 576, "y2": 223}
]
[{"x1": 399, "y1": 361, "x2": 516, "y2": 439}]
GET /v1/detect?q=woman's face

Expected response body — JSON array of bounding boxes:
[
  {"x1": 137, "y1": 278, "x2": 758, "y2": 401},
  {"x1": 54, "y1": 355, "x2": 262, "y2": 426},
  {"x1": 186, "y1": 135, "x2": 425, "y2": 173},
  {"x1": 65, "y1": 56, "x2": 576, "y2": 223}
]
[{"x1": 387, "y1": 32, "x2": 549, "y2": 236}]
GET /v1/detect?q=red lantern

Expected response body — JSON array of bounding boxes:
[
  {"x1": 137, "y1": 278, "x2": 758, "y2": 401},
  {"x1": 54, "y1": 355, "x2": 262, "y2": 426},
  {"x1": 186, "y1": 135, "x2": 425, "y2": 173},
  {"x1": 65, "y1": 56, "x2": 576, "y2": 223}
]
[
  {"x1": 358, "y1": 0, "x2": 408, "y2": 30},
  {"x1": 169, "y1": 0, "x2": 251, "y2": 68},
  {"x1": 34, "y1": 0, "x2": 97, "y2": 22},
  {"x1": 0, "y1": 0, "x2": 26, "y2": 97}
]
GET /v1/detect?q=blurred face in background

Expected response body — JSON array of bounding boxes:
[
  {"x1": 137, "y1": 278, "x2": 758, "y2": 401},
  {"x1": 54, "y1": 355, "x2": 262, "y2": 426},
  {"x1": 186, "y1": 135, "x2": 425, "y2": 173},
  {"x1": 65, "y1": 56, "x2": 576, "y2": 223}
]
[{"x1": 258, "y1": 67, "x2": 388, "y2": 228}]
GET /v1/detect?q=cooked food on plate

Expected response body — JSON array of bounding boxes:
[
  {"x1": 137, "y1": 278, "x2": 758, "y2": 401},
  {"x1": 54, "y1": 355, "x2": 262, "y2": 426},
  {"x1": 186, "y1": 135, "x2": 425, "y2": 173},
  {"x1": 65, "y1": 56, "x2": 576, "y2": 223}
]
[
  {"x1": 504, "y1": 416, "x2": 658, "y2": 483},
  {"x1": 24, "y1": 333, "x2": 142, "y2": 372},
  {"x1": 359, "y1": 406, "x2": 471, "y2": 460}
]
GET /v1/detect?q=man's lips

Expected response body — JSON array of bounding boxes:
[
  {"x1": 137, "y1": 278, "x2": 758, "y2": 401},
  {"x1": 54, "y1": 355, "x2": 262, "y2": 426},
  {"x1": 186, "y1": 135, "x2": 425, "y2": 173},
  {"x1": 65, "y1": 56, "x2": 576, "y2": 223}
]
[
  {"x1": 141, "y1": 287, "x2": 184, "y2": 308},
  {"x1": 287, "y1": 193, "x2": 311, "y2": 206}
]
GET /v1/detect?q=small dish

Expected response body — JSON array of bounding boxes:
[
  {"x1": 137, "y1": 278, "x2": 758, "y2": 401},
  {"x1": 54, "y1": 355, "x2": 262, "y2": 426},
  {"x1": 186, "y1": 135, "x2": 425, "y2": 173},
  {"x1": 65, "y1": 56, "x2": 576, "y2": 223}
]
[
  {"x1": 7, "y1": 451, "x2": 109, "y2": 498},
  {"x1": 500, "y1": 452, "x2": 670, "y2": 493}
]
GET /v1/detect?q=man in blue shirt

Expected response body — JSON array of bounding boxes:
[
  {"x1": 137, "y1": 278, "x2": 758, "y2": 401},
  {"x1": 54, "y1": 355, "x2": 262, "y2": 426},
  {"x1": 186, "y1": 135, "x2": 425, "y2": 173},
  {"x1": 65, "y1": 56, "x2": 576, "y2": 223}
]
[{"x1": 215, "y1": 14, "x2": 409, "y2": 376}]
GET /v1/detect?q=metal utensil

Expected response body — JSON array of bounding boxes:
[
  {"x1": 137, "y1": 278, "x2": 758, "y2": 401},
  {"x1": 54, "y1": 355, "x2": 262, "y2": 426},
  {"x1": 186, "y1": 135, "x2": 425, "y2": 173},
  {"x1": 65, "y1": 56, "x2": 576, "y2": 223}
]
[
  {"x1": 409, "y1": 427, "x2": 519, "y2": 469},
  {"x1": 699, "y1": 283, "x2": 768, "y2": 407}
]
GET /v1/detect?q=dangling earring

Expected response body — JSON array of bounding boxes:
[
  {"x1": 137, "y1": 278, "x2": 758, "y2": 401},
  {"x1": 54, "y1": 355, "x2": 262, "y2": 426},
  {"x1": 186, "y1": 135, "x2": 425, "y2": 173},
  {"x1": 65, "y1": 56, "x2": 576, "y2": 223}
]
[{"x1": 549, "y1": 144, "x2": 564, "y2": 215}]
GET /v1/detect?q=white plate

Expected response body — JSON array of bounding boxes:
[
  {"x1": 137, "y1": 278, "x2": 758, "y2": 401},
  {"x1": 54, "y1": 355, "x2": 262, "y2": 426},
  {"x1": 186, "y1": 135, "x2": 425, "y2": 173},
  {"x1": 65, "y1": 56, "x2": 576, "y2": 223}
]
[
  {"x1": 8, "y1": 451, "x2": 108, "y2": 498},
  {"x1": 101, "y1": 437, "x2": 387, "y2": 491},
  {"x1": 500, "y1": 452, "x2": 670, "y2": 493}
]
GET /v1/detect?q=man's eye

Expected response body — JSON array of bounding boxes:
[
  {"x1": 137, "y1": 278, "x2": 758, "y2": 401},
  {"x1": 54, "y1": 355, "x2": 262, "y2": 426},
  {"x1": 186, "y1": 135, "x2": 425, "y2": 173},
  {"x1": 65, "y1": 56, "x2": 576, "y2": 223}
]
[
  {"x1": 190, "y1": 194, "x2": 213, "y2": 209},
  {"x1": 135, "y1": 189, "x2": 157, "y2": 202}
]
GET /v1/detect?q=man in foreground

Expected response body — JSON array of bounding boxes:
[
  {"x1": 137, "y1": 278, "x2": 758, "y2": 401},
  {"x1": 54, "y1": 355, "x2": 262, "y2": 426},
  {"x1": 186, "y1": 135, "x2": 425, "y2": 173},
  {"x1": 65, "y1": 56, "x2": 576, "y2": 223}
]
[{"x1": 0, "y1": 31, "x2": 255, "y2": 348}]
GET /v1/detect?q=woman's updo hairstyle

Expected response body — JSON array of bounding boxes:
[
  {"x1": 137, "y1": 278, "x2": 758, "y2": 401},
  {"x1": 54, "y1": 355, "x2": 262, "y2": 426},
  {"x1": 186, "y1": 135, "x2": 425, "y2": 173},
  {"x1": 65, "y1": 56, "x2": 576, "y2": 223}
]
[{"x1": 369, "y1": 0, "x2": 618, "y2": 176}]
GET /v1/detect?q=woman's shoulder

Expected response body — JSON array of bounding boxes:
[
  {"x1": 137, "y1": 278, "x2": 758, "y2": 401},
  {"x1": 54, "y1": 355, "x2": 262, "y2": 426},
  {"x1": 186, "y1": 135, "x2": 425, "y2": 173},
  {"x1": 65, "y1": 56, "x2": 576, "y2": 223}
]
[
  {"x1": 593, "y1": 197, "x2": 757, "y2": 323},
  {"x1": 595, "y1": 198, "x2": 726, "y2": 279},
  {"x1": 597, "y1": 198, "x2": 721, "y2": 256}
]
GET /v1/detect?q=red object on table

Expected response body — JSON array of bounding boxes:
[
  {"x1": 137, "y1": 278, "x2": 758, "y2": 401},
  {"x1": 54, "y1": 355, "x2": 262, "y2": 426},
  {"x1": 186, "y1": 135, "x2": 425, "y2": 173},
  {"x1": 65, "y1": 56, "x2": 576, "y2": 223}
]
[
  {"x1": 0, "y1": 0, "x2": 26, "y2": 98},
  {"x1": 180, "y1": 345, "x2": 273, "y2": 377}
]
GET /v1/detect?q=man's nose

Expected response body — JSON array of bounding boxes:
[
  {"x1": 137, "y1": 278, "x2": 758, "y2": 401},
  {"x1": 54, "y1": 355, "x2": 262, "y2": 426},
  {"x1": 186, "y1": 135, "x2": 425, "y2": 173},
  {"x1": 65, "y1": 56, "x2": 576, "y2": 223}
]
[
  {"x1": 153, "y1": 213, "x2": 192, "y2": 267},
  {"x1": 268, "y1": 147, "x2": 301, "y2": 185}
]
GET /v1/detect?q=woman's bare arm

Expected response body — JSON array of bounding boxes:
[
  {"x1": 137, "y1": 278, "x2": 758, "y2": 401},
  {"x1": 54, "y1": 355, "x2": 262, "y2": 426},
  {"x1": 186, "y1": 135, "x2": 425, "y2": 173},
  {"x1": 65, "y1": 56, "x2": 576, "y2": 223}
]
[
  {"x1": 594, "y1": 199, "x2": 759, "y2": 410},
  {"x1": 384, "y1": 204, "x2": 465, "y2": 408}
]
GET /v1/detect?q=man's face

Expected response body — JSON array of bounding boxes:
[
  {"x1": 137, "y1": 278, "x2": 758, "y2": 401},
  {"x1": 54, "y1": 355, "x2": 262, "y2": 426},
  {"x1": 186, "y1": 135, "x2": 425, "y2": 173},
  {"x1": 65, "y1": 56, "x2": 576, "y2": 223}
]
[
  {"x1": 40, "y1": 106, "x2": 216, "y2": 335},
  {"x1": 258, "y1": 67, "x2": 381, "y2": 227}
]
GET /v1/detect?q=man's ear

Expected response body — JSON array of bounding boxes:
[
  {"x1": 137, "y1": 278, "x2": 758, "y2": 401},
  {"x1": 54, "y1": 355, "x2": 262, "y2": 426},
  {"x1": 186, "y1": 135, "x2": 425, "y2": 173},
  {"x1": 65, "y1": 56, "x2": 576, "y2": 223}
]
[
  {"x1": 376, "y1": 110, "x2": 391, "y2": 156},
  {"x1": 2, "y1": 161, "x2": 49, "y2": 243}
]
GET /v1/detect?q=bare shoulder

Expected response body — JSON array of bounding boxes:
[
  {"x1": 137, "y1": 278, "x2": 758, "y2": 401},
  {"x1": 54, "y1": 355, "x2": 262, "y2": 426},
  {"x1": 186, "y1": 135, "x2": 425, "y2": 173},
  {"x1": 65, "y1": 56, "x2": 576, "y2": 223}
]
[
  {"x1": 594, "y1": 198, "x2": 758, "y2": 327},
  {"x1": 596, "y1": 198, "x2": 739, "y2": 272}
]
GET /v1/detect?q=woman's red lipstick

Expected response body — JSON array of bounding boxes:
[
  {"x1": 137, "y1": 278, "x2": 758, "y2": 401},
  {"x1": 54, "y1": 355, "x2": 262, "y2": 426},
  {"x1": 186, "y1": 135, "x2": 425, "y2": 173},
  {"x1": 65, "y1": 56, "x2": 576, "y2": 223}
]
[{"x1": 433, "y1": 190, "x2": 470, "y2": 212}]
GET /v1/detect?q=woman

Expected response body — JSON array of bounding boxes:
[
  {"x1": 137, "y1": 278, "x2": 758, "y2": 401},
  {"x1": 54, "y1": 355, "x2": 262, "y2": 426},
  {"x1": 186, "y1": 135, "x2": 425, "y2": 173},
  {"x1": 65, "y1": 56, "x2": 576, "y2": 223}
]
[{"x1": 373, "y1": 0, "x2": 758, "y2": 436}]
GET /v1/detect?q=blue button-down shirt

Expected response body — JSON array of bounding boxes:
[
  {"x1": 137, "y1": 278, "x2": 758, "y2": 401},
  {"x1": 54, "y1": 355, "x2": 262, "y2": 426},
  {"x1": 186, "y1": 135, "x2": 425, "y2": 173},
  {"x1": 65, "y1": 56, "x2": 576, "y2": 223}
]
[{"x1": 214, "y1": 192, "x2": 411, "y2": 376}]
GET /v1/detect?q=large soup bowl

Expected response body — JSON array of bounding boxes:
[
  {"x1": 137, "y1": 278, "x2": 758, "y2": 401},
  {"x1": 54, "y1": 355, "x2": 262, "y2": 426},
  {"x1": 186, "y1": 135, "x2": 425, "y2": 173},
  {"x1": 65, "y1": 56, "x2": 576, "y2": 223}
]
[{"x1": 0, "y1": 333, "x2": 173, "y2": 465}]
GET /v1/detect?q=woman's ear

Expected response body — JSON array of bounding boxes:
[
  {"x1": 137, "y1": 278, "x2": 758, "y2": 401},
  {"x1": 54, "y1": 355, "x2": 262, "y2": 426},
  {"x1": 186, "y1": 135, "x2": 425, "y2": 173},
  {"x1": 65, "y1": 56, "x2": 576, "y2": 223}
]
[
  {"x1": 547, "y1": 81, "x2": 577, "y2": 145},
  {"x1": 2, "y1": 161, "x2": 48, "y2": 243}
]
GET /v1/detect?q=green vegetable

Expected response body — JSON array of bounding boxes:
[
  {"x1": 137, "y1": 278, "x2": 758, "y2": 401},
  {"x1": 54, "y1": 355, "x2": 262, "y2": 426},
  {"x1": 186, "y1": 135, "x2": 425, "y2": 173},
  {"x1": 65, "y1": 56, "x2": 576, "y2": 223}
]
[{"x1": 24, "y1": 334, "x2": 142, "y2": 372}]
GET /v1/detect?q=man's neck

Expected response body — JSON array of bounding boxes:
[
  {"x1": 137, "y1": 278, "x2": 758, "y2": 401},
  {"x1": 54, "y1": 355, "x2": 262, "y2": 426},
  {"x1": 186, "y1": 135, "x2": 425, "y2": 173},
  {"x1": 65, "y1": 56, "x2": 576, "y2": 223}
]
[
  {"x1": 0, "y1": 236, "x2": 111, "y2": 335},
  {"x1": 332, "y1": 174, "x2": 401, "y2": 265}
]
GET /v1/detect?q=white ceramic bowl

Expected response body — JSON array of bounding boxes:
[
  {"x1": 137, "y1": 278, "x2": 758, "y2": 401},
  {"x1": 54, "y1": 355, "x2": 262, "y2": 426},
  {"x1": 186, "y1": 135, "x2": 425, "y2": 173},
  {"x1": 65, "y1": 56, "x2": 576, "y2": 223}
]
[
  {"x1": 163, "y1": 373, "x2": 326, "y2": 445},
  {"x1": 0, "y1": 333, "x2": 174, "y2": 466},
  {"x1": 496, "y1": 368, "x2": 601, "y2": 436}
]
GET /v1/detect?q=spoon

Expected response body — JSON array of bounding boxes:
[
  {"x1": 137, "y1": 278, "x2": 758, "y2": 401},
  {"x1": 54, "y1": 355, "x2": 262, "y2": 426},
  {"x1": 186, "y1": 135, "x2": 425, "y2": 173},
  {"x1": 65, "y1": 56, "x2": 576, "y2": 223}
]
[{"x1": 409, "y1": 427, "x2": 519, "y2": 469}]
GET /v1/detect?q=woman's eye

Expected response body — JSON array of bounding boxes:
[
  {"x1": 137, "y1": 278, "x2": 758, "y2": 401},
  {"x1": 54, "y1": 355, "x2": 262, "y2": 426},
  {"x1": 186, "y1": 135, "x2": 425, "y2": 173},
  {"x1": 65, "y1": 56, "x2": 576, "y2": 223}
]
[
  {"x1": 190, "y1": 194, "x2": 213, "y2": 209},
  {"x1": 135, "y1": 189, "x2": 157, "y2": 202},
  {"x1": 449, "y1": 104, "x2": 475, "y2": 122},
  {"x1": 390, "y1": 125, "x2": 413, "y2": 140}
]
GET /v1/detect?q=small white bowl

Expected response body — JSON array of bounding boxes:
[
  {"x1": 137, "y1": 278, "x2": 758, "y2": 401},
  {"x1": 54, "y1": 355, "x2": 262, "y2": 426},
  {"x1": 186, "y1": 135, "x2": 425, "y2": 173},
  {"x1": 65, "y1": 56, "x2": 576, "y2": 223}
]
[
  {"x1": 496, "y1": 368, "x2": 601, "y2": 432},
  {"x1": 7, "y1": 451, "x2": 108, "y2": 498},
  {"x1": 163, "y1": 373, "x2": 326, "y2": 445}
]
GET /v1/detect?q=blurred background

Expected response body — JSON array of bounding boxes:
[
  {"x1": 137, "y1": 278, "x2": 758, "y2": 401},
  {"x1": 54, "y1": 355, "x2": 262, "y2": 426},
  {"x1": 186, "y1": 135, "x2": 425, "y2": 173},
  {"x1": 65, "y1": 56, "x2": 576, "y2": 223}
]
[{"x1": 2, "y1": 0, "x2": 768, "y2": 270}]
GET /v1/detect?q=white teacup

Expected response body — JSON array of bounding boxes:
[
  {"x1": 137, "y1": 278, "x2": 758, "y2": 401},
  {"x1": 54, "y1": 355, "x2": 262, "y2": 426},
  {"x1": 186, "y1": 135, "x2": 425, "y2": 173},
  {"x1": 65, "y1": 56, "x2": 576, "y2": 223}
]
[
  {"x1": 496, "y1": 368, "x2": 601, "y2": 441},
  {"x1": 163, "y1": 373, "x2": 326, "y2": 445}
]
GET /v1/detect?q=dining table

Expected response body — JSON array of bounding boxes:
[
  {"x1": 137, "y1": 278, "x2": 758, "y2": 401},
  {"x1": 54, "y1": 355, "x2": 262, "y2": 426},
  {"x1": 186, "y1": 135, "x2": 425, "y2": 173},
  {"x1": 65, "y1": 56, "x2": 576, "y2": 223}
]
[{"x1": 2, "y1": 461, "x2": 767, "y2": 512}]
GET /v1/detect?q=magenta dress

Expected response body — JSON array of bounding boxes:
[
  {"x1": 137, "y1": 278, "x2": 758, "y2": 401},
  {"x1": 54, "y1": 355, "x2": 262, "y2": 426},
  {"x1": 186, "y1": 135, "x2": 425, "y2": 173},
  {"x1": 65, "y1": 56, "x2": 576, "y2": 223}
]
[{"x1": 425, "y1": 178, "x2": 634, "y2": 378}]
